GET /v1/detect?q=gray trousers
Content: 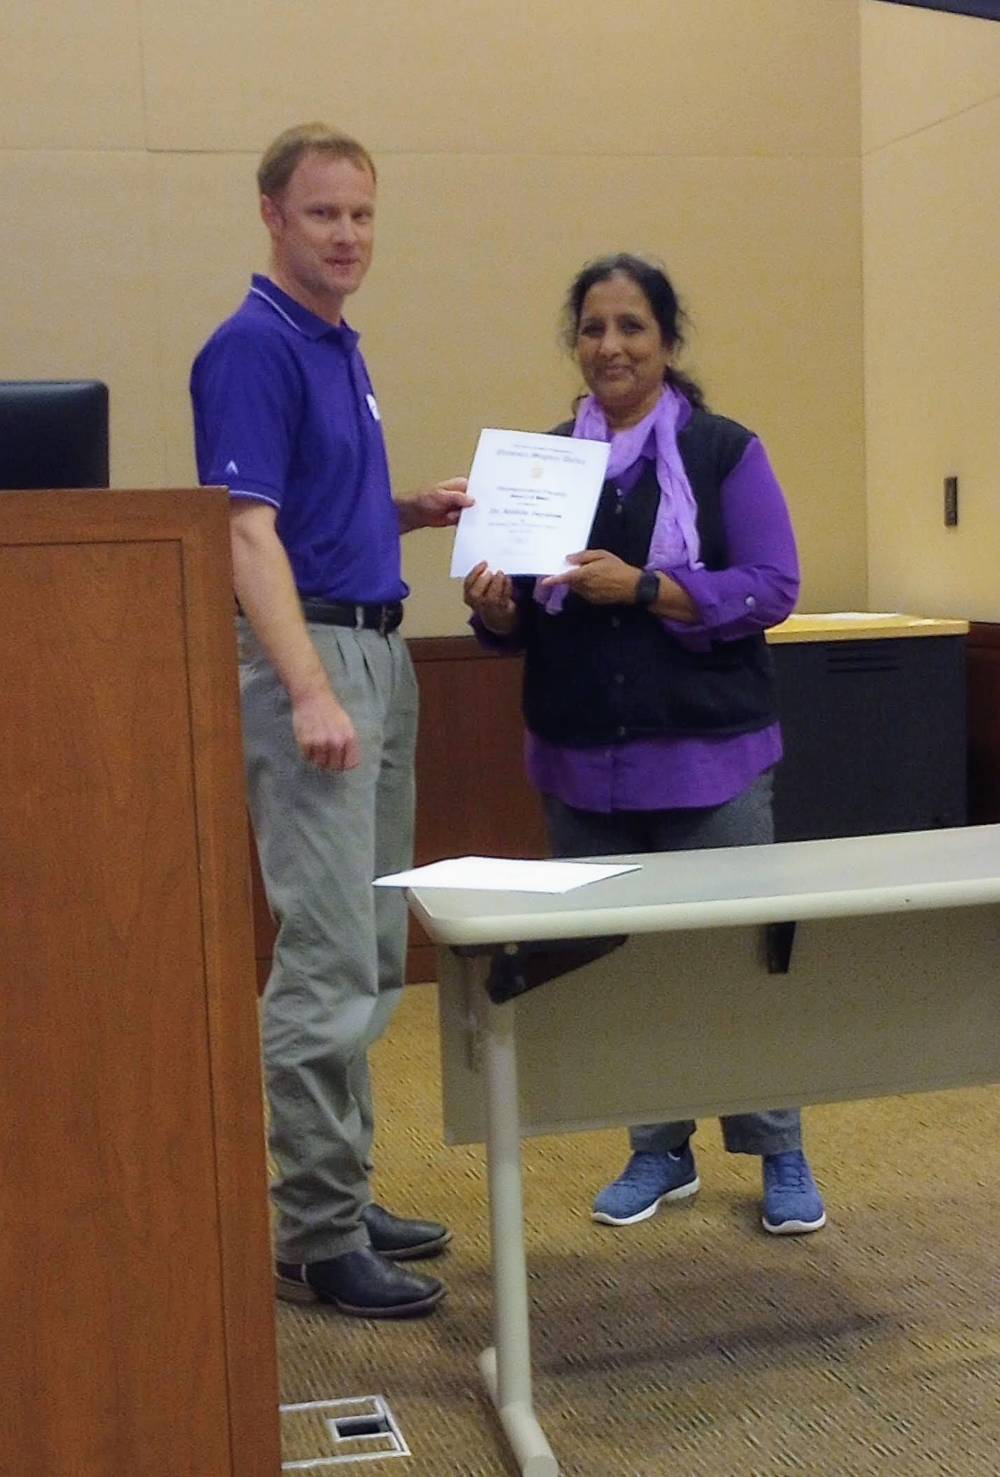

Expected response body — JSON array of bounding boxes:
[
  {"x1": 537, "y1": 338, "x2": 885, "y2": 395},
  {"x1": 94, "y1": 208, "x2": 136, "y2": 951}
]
[
  {"x1": 543, "y1": 771, "x2": 802, "y2": 1157},
  {"x1": 238, "y1": 619, "x2": 418, "y2": 1262}
]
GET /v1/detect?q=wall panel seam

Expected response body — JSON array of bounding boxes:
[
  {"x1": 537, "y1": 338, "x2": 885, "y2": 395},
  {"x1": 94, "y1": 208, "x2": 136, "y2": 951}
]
[{"x1": 862, "y1": 88, "x2": 1000, "y2": 158}]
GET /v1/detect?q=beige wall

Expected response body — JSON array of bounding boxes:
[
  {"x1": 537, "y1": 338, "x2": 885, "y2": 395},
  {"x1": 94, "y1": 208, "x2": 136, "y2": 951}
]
[
  {"x1": 862, "y1": 0, "x2": 1000, "y2": 623},
  {"x1": 3, "y1": 1, "x2": 864, "y2": 634}
]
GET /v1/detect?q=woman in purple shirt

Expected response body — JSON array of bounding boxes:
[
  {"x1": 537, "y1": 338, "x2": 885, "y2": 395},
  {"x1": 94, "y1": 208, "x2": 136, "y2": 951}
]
[{"x1": 463, "y1": 254, "x2": 825, "y2": 1237}]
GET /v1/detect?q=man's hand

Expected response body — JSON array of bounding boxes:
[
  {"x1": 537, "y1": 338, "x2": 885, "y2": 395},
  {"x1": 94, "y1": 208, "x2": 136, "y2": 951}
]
[
  {"x1": 230, "y1": 501, "x2": 364, "y2": 769},
  {"x1": 397, "y1": 477, "x2": 472, "y2": 532},
  {"x1": 539, "y1": 549, "x2": 639, "y2": 605},
  {"x1": 291, "y1": 688, "x2": 361, "y2": 772},
  {"x1": 463, "y1": 560, "x2": 518, "y2": 634}
]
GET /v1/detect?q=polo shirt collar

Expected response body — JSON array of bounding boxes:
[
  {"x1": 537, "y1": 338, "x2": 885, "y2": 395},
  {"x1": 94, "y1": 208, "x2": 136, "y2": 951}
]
[{"x1": 249, "y1": 273, "x2": 359, "y2": 347}]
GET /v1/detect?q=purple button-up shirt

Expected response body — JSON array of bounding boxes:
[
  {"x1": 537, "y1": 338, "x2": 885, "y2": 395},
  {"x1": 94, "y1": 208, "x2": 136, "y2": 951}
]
[{"x1": 476, "y1": 415, "x2": 799, "y2": 812}]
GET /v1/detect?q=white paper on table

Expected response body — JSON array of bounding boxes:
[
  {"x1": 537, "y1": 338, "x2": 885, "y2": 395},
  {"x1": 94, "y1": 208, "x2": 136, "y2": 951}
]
[
  {"x1": 373, "y1": 856, "x2": 640, "y2": 893},
  {"x1": 449, "y1": 428, "x2": 610, "y2": 578}
]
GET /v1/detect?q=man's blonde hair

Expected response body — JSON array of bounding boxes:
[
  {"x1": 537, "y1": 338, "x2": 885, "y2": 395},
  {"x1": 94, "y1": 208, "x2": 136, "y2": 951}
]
[{"x1": 257, "y1": 122, "x2": 376, "y2": 199}]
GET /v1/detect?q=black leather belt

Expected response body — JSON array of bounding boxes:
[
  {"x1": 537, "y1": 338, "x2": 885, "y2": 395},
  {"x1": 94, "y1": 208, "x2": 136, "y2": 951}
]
[{"x1": 301, "y1": 597, "x2": 404, "y2": 635}]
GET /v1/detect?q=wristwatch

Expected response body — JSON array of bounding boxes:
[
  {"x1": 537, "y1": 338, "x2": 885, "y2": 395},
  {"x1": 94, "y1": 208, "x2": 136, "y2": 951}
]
[{"x1": 634, "y1": 570, "x2": 660, "y2": 607}]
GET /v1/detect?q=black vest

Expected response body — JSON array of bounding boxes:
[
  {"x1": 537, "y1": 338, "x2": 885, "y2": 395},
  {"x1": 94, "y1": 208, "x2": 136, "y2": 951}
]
[{"x1": 520, "y1": 409, "x2": 778, "y2": 746}]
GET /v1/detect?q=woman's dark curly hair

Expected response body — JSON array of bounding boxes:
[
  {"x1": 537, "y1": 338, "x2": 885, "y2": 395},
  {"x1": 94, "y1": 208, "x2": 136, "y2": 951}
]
[{"x1": 562, "y1": 252, "x2": 706, "y2": 411}]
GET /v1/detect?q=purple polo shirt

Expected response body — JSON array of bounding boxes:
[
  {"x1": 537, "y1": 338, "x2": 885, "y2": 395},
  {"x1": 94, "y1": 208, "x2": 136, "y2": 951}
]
[
  {"x1": 474, "y1": 422, "x2": 799, "y2": 812},
  {"x1": 190, "y1": 274, "x2": 405, "y2": 604}
]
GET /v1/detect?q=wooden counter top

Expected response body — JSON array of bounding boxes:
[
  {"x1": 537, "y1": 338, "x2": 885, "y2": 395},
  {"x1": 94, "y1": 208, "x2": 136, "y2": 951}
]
[{"x1": 767, "y1": 612, "x2": 969, "y2": 644}]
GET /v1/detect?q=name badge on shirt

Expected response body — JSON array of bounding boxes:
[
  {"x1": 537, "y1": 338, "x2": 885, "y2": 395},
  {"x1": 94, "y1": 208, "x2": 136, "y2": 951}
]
[{"x1": 366, "y1": 393, "x2": 381, "y2": 422}]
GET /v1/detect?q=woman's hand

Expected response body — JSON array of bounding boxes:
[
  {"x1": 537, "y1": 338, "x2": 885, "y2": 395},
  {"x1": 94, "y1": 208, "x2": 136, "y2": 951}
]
[
  {"x1": 540, "y1": 550, "x2": 698, "y2": 620},
  {"x1": 463, "y1": 561, "x2": 518, "y2": 635},
  {"x1": 539, "y1": 549, "x2": 639, "y2": 605}
]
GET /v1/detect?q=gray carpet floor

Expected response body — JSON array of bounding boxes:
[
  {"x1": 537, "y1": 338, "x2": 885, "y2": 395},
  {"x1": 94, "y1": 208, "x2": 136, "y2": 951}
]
[{"x1": 276, "y1": 984, "x2": 1000, "y2": 1476}]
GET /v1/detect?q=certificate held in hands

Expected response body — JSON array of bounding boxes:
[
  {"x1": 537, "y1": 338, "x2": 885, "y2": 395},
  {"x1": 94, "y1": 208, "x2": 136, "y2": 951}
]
[{"x1": 449, "y1": 428, "x2": 610, "y2": 578}]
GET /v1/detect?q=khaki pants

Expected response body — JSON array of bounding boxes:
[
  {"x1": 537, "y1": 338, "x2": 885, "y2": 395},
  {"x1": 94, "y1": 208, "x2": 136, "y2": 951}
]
[{"x1": 239, "y1": 618, "x2": 417, "y2": 1262}]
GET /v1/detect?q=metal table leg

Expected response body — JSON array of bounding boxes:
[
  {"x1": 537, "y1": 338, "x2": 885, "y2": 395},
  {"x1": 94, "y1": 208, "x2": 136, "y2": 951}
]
[{"x1": 473, "y1": 973, "x2": 559, "y2": 1477}]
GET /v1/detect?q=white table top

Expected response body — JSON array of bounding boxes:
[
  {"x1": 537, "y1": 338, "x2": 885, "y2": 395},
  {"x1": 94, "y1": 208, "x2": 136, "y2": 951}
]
[{"x1": 408, "y1": 824, "x2": 1000, "y2": 947}]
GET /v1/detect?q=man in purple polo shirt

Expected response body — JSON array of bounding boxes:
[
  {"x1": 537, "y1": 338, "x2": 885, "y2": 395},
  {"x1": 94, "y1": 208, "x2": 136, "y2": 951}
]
[{"x1": 190, "y1": 122, "x2": 470, "y2": 1319}]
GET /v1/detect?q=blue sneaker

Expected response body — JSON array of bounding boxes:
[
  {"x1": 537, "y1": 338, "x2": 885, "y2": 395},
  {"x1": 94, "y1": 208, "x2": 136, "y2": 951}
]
[
  {"x1": 592, "y1": 1146, "x2": 700, "y2": 1226},
  {"x1": 761, "y1": 1150, "x2": 826, "y2": 1234}
]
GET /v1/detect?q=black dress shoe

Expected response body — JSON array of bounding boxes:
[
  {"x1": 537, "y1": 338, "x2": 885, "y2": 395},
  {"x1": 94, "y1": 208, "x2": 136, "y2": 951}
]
[
  {"x1": 275, "y1": 1247, "x2": 445, "y2": 1318},
  {"x1": 361, "y1": 1202, "x2": 453, "y2": 1260}
]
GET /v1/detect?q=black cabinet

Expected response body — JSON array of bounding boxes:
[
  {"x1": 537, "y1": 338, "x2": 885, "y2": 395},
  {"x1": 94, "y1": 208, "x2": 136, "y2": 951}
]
[{"x1": 771, "y1": 635, "x2": 966, "y2": 842}]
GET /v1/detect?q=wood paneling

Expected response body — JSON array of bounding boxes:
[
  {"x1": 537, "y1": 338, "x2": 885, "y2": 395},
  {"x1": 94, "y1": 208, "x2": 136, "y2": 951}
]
[
  {"x1": 0, "y1": 489, "x2": 279, "y2": 1477},
  {"x1": 407, "y1": 637, "x2": 547, "y2": 980},
  {"x1": 967, "y1": 622, "x2": 1000, "y2": 824}
]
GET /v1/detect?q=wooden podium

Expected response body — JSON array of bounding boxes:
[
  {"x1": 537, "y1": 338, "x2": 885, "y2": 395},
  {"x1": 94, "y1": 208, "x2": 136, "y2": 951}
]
[{"x1": 0, "y1": 490, "x2": 280, "y2": 1475}]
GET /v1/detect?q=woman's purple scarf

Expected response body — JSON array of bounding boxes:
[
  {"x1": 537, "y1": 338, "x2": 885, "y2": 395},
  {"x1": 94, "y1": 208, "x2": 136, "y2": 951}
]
[{"x1": 535, "y1": 386, "x2": 703, "y2": 613}]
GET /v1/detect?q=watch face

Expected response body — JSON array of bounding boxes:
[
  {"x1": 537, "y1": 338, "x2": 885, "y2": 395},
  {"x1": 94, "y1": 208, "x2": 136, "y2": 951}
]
[{"x1": 636, "y1": 571, "x2": 659, "y2": 606}]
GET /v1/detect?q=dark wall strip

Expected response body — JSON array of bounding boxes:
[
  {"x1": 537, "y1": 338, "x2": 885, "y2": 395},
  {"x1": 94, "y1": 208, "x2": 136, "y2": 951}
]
[{"x1": 874, "y1": 0, "x2": 999, "y2": 21}]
